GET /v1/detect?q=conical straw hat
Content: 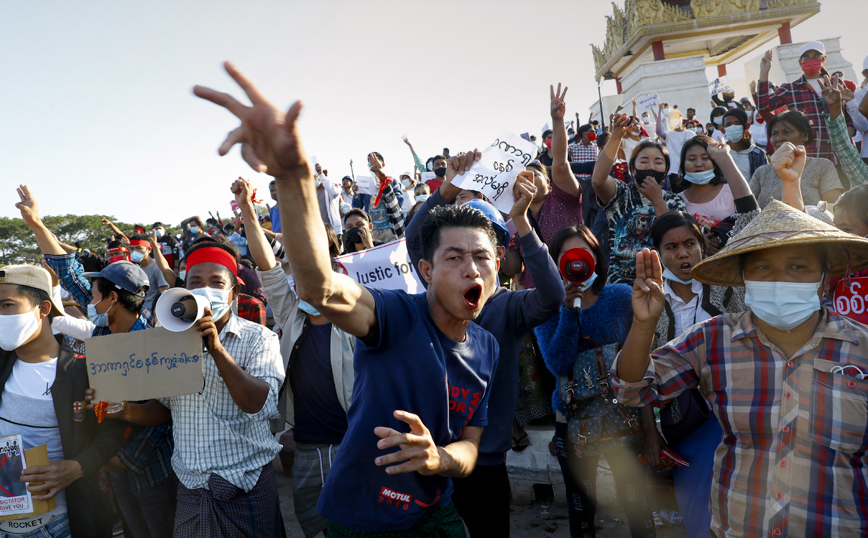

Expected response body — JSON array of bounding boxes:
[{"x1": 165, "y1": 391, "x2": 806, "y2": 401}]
[{"x1": 692, "y1": 200, "x2": 868, "y2": 287}]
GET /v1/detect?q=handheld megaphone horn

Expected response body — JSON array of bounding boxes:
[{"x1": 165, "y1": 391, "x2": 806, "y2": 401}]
[
  {"x1": 558, "y1": 248, "x2": 596, "y2": 310},
  {"x1": 155, "y1": 288, "x2": 210, "y2": 332}
]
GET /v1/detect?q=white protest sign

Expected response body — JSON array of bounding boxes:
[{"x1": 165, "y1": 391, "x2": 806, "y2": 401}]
[
  {"x1": 452, "y1": 131, "x2": 538, "y2": 214},
  {"x1": 335, "y1": 238, "x2": 423, "y2": 293},
  {"x1": 354, "y1": 175, "x2": 378, "y2": 195},
  {"x1": 636, "y1": 93, "x2": 661, "y2": 112},
  {"x1": 421, "y1": 171, "x2": 437, "y2": 182},
  {"x1": 85, "y1": 327, "x2": 205, "y2": 402},
  {"x1": 708, "y1": 76, "x2": 733, "y2": 96},
  {"x1": 0, "y1": 434, "x2": 31, "y2": 517}
]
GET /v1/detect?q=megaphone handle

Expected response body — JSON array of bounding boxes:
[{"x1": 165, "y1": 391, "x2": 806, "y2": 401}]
[{"x1": 573, "y1": 296, "x2": 582, "y2": 310}]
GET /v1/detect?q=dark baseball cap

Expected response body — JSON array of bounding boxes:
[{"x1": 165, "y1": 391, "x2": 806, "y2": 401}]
[{"x1": 83, "y1": 261, "x2": 149, "y2": 297}]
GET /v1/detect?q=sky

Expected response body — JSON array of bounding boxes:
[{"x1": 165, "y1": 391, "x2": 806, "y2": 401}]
[{"x1": 2, "y1": 0, "x2": 867, "y2": 228}]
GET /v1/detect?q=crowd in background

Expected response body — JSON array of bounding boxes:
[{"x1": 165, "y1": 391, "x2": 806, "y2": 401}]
[{"x1": 3, "y1": 40, "x2": 868, "y2": 538}]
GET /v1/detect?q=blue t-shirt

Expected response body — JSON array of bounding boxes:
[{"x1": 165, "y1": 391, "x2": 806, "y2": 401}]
[
  {"x1": 269, "y1": 205, "x2": 282, "y2": 233},
  {"x1": 290, "y1": 322, "x2": 347, "y2": 445},
  {"x1": 317, "y1": 289, "x2": 499, "y2": 531}
]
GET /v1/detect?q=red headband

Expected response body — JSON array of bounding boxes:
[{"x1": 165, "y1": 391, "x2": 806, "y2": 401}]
[
  {"x1": 129, "y1": 239, "x2": 151, "y2": 249},
  {"x1": 186, "y1": 247, "x2": 237, "y2": 276}
]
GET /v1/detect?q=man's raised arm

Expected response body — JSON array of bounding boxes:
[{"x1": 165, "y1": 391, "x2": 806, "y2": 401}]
[{"x1": 193, "y1": 62, "x2": 377, "y2": 340}]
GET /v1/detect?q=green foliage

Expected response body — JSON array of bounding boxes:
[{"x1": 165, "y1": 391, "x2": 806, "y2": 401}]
[{"x1": 0, "y1": 215, "x2": 146, "y2": 266}]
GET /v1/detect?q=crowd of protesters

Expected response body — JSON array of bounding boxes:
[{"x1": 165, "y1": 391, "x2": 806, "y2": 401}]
[{"x1": 2, "y1": 40, "x2": 868, "y2": 538}]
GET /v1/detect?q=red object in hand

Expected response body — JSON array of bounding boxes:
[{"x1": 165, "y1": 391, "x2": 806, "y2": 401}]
[
  {"x1": 559, "y1": 248, "x2": 596, "y2": 284},
  {"x1": 93, "y1": 401, "x2": 109, "y2": 424},
  {"x1": 639, "y1": 447, "x2": 690, "y2": 469}
]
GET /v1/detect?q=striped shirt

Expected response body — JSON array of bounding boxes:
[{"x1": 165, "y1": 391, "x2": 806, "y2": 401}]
[
  {"x1": 159, "y1": 313, "x2": 285, "y2": 492},
  {"x1": 612, "y1": 309, "x2": 868, "y2": 537}
]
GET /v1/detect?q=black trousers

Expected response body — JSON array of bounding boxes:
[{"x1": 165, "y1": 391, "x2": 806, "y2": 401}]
[{"x1": 451, "y1": 462, "x2": 511, "y2": 538}]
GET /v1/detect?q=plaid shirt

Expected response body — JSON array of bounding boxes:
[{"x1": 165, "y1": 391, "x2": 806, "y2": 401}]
[
  {"x1": 44, "y1": 252, "x2": 174, "y2": 492},
  {"x1": 612, "y1": 309, "x2": 868, "y2": 537},
  {"x1": 568, "y1": 141, "x2": 599, "y2": 166},
  {"x1": 376, "y1": 179, "x2": 406, "y2": 239},
  {"x1": 159, "y1": 313, "x2": 284, "y2": 492},
  {"x1": 757, "y1": 78, "x2": 852, "y2": 165},
  {"x1": 826, "y1": 112, "x2": 868, "y2": 187},
  {"x1": 236, "y1": 293, "x2": 266, "y2": 325}
]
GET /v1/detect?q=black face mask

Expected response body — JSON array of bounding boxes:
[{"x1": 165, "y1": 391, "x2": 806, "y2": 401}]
[
  {"x1": 634, "y1": 169, "x2": 666, "y2": 187},
  {"x1": 433, "y1": 167, "x2": 447, "y2": 178},
  {"x1": 345, "y1": 227, "x2": 364, "y2": 244}
]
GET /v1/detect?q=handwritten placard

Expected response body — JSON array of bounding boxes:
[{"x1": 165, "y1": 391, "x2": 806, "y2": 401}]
[
  {"x1": 85, "y1": 327, "x2": 204, "y2": 402},
  {"x1": 354, "y1": 175, "x2": 378, "y2": 196},
  {"x1": 453, "y1": 131, "x2": 538, "y2": 214},
  {"x1": 637, "y1": 93, "x2": 661, "y2": 112},
  {"x1": 708, "y1": 76, "x2": 733, "y2": 96}
]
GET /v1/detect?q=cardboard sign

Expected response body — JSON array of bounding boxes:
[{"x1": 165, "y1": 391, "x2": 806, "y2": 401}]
[
  {"x1": 453, "y1": 131, "x2": 538, "y2": 214},
  {"x1": 0, "y1": 443, "x2": 55, "y2": 521},
  {"x1": 834, "y1": 277, "x2": 868, "y2": 325},
  {"x1": 708, "y1": 76, "x2": 733, "y2": 97},
  {"x1": 354, "y1": 175, "x2": 378, "y2": 196},
  {"x1": 85, "y1": 327, "x2": 205, "y2": 402},
  {"x1": 334, "y1": 238, "x2": 424, "y2": 293},
  {"x1": 636, "y1": 93, "x2": 661, "y2": 112}
]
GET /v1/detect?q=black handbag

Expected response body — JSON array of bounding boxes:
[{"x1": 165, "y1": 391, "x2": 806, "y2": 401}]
[{"x1": 659, "y1": 388, "x2": 711, "y2": 447}]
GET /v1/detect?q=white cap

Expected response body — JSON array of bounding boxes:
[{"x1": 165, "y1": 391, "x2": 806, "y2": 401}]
[
  {"x1": 401, "y1": 171, "x2": 413, "y2": 179},
  {"x1": 799, "y1": 41, "x2": 825, "y2": 58},
  {"x1": 862, "y1": 55, "x2": 868, "y2": 72}
]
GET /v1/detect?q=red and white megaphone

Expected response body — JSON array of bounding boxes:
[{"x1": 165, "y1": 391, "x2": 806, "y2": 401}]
[{"x1": 558, "y1": 248, "x2": 596, "y2": 310}]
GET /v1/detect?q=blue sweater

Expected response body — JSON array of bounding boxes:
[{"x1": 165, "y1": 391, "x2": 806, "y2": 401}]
[
  {"x1": 535, "y1": 283, "x2": 633, "y2": 414},
  {"x1": 405, "y1": 190, "x2": 565, "y2": 464}
]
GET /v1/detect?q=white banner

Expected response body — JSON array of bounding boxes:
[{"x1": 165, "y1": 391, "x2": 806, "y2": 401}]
[
  {"x1": 708, "y1": 76, "x2": 733, "y2": 97},
  {"x1": 452, "y1": 131, "x2": 537, "y2": 214},
  {"x1": 335, "y1": 238, "x2": 424, "y2": 293},
  {"x1": 636, "y1": 93, "x2": 660, "y2": 112},
  {"x1": 354, "y1": 175, "x2": 378, "y2": 195}
]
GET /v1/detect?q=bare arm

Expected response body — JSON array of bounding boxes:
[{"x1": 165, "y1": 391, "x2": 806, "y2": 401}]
[
  {"x1": 592, "y1": 114, "x2": 631, "y2": 206},
  {"x1": 15, "y1": 185, "x2": 67, "y2": 256},
  {"x1": 655, "y1": 104, "x2": 668, "y2": 140},
  {"x1": 617, "y1": 249, "x2": 665, "y2": 382},
  {"x1": 706, "y1": 136, "x2": 751, "y2": 199},
  {"x1": 233, "y1": 178, "x2": 277, "y2": 271},
  {"x1": 771, "y1": 142, "x2": 807, "y2": 212},
  {"x1": 101, "y1": 218, "x2": 128, "y2": 242},
  {"x1": 148, "y1": 230, "x2": 178, "y2": 287},
  {"x1": 374, "y1": 411, "x2": 483, "y2": 478},
  {"x1": 549, "y1": 83, "x2": 580, "y2": 196},
  {"x1": 193, "y1": 62, "x2": 377, "y2": 340}
]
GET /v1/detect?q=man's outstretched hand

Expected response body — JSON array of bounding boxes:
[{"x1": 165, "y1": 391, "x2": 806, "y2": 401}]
[
  {"x1": 374, "y1": 410, "x2": 442, "y2": 476},
  {"x1": 194, "y1": 62, "x2": 308, "y2": 178}
]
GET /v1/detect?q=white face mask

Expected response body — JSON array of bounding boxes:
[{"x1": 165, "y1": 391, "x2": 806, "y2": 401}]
[
  {"x1": 744, "y1": 277, "x2": 822, "y2": 330},
  {"x1": 189, "y1": 287, "x2": 232, "y2": 321},
  {"x1": 0, "y1": 307, "x2": 42, "y2": 351}
]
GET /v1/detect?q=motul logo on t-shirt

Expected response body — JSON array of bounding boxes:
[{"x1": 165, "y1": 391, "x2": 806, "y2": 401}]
[{"x1": 379, "y1": 487, "x2": 412, "y2": 503}]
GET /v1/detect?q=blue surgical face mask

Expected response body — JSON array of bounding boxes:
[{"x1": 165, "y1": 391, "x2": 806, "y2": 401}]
[
  {"x1": 130, "y1": 250, "x2": 145, "y2": 263},
  {"x1": 581, "y1": 272, "x2": 598, "y2": 291},
  {"x1": 298, "y1": 299, "x2": 322, "y2": 317},
  {"x1": 179, "y1": 270, "x2": 186, "y2": 281},
  {"x1": 87, "y1": 299, "x2": 113, "y2": 327},
  {"x1": 155, "y1": 229, "x2": 165, "y2": 238},
  {"x1": 426, "y1": 162, "x2": 434, "y2": 171},
  {"x1": 189, "y1": 287, "x2": 232, "y2": 321},
  {"x1": 684, "y1": 169, "x2": 717, "y2": 185},
  {"x1": 744, "y1": 276, "x2": 822, "y2": 330},
  {"x1": 725, "y1": 125, "x2": 745, "y2": 143},
  {"x1": 189, "y1": 226, "x2": 200, "y2": 234},
  {"x1": 663, "y1": 267, "x2": 693, "y2": 285}
]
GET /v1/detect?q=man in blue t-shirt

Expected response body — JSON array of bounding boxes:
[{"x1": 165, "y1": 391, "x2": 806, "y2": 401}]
[{"x1": 194, "y1": 64, "x2": 502, "y2": 536}]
